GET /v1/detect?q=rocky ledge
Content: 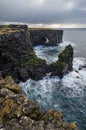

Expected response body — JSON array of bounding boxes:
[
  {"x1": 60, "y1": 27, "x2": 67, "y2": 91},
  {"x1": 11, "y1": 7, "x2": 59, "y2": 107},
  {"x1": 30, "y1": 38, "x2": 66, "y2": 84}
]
[
  {"x1": 0, "y1": 76, "x2": 78, "y2": 130},
  {"x1": 0, "y1": 25, "x2": 73, "y2": 82},
  {"x1": 29, "y1": 28, "x2": 63, "y2": 46}
]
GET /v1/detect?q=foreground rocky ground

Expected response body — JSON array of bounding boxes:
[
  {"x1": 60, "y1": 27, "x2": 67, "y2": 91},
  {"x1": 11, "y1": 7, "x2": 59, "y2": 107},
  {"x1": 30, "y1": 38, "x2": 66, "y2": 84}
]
[{"x1": 0, "y1": 76, "x2": 78, "y2": 130}]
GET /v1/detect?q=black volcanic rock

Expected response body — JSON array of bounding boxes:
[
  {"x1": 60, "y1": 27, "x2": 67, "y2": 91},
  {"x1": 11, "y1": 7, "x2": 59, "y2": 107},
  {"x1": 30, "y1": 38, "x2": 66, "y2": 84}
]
[
  {"x1": 50, "y1": 45, "x2": 73, "y2": 78},
  {"x1": 0, "y1": 25, "x2": 47, "y2": 82},
  {"x1": 0, "y1": 25, "x2": 73, "y2": 82},
  {"x1": 29, "y1": 29, "x2": 63, "y2": 46}
]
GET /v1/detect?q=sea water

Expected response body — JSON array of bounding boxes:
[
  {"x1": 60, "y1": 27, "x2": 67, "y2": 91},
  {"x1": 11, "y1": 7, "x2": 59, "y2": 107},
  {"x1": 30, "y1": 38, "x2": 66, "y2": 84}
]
[{"x1": 20, "y1": 29, "x2": 86, "y2": 130}]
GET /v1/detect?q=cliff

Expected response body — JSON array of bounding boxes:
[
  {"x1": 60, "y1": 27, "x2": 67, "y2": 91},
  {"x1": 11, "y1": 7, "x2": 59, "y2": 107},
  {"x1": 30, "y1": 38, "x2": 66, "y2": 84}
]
[
  {"x1": 0, "y1": 76, "x2": 78, "y2": 130},
  {"x1": 0, "y1": 25, "x2": 73, "y2": 82},
  {"x1": 0, "y1": 25, "x2": 47, "y2": 82},
  {"x1": 29, "y1": 28, "x2": 63, "y2": 46}
]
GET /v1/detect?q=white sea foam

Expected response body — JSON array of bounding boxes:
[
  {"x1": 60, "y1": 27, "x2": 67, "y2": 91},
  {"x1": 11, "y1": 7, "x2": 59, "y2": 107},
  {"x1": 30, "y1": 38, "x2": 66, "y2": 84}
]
[
  {"x1": 59, "y1": 41, "x2": 75, "y2": 48},
  {"x1": 20, "y1": 76, "x2": 60, "y2": 104},
  {"x1": 20, "y1": 57, "x2": 86, "y2": 100},
  {"x1": 34, "y1": 45, "x2": 60, "y2": 64},
  {"x1": 61, "y1": 57, "x2": 86, "y2": 97},
  {"x1": 20, "y1": 40, "x2": 86, "y2": 106},
  {"x1": 34, "y1": 41, "x2": 75, "y2": 64}
]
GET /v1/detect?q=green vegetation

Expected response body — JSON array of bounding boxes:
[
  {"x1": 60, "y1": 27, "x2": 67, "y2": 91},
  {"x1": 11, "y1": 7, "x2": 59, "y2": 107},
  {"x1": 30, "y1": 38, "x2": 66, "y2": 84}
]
[
  {"x1": 26, "y1": 51, "x2": 46, "y2": 66},
  {"x1": 52, "y1": 60, "x2": 66, "y2": 69},
  {"x1": 21, "y1": 51, "x2": 46, "y2": 66},
  {"x1": 29, "y1": 28, "x2": 52, "y2": 30},
  {"x1": 51, "y1": 45, "x2": 73, "y2": 70},
  {"x1": 58, "y1": 45, "x2": 73, "y2": 63},
  {"x1": 0, "y1": 25, "x2": 28, "y2": 35},
  {"x1": 0, "y1": 25, "x2": 20, "y2": 35}
]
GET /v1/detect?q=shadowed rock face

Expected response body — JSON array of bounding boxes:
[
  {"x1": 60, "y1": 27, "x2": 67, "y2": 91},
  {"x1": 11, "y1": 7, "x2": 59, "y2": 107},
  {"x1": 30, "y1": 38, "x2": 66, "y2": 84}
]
[
  {"x1": 0, "y1": 25, "x2": 47, "y2": 82},
  {"x1": 29, "y1": 29, "x2": 63, "y2": 46},
  {"x1": 0, "y1": 76, "x2": 78, "y2": 130}
]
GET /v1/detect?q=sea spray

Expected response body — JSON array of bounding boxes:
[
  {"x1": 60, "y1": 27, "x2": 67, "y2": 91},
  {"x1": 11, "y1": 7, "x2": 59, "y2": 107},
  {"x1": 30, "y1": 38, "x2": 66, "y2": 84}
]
[{"x1": 20, "y1": 42, "x2": 86, "y2": 130}]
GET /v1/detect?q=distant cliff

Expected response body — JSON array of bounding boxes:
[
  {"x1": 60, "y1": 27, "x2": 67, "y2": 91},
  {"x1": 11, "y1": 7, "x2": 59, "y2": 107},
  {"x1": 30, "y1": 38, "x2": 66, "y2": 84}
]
[{"x1": 29, "y1": 29, "x2": 63, "y2": 46}]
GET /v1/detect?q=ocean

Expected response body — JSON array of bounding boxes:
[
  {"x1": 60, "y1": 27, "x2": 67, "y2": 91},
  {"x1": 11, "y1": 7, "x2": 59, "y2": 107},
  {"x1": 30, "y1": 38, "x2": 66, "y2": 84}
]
[{"x1": 20, "y1": 29, "x2": 86, "y2": 130}]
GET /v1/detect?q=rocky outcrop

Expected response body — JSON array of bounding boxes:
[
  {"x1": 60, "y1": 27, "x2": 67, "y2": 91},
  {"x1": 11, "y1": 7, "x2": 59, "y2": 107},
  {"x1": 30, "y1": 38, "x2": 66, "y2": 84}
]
[
  {"x1": 50, "y1": 45, "x2": 73, "y2": 78},
  {"x1": 29, "y1": 29, "x2": 63, "y2": 46},
  {"x1": 0, "y1": 25, "x2": 47, "y2": 82},
  {"x1": 0, "y1": 25, "x2": 73, "y2": 82},
  {"x1": 0, "y1": 76, "x2": 78, "y2": 130}
]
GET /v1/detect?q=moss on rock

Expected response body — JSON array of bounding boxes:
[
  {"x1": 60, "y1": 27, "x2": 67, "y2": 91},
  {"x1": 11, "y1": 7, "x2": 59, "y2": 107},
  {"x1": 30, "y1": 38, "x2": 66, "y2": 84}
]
[
  {"x1": 21, "y1": 51, "x2": 46, "y2": 66},
  {"x1": 69, "y1": 123, "x2": 78, "y2": 130},
  {"x1": 0, "y1": 76, "x2": 79, "y2": 130},
  {"x1": 43, "y1": 109, "x2": 63, "y2": 123},
  {"x1": 5, "y1": 83, "x2": 22, "y2": 94},
  {"x1": 0, "y1": 98, "x2": 16, "y2": 124},
  {"x1": 52, "y1": 60, "x2": 66, "y2": 69},
  {"x1": 58, "y1": 45, "x2": 73, "y2": 63}
]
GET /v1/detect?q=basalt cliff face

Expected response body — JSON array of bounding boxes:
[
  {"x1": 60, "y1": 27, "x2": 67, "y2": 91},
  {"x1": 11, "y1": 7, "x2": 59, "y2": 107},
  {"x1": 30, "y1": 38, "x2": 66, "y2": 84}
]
[
  {"x1": 29, "y1": 29, "x2": 63, "y2": 46},
  {"x1": 0, "y1": 76, "x2": 78, "y2": 130},
  {"x1": 0, "y1": 25, "x2": 47, "y2": 82},
  {"x1": 0, "y1": 25, "x2": 73, "y2": 82}
]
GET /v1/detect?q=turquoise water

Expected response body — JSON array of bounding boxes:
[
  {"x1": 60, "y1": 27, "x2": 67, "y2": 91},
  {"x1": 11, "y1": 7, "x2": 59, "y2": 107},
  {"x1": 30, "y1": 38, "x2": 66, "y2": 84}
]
[{"x1": 20, "y1": 29, "x2": 86, "y2": 130}]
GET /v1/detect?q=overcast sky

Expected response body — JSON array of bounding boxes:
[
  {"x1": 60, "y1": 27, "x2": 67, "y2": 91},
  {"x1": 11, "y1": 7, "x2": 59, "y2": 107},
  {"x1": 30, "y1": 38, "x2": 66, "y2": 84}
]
[{"x1": 0, "y1": 0, "x2": 86, "y2": 27}]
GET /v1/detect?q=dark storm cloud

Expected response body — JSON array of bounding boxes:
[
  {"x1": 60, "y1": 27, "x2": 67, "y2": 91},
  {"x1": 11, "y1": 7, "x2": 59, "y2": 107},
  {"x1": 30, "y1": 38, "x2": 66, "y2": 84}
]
[{"x1": 0, "y1": 0, "x2": 86, "y2": 24}]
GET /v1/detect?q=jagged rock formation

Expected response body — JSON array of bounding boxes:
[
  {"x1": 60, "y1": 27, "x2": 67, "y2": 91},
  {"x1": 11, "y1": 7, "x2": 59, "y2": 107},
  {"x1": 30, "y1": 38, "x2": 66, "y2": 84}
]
[
  {"x1": 0, "y1": 25, "x2": 73, "y2": 82},
  {"x1": 29, "y1": 29, "x2": 63, "y2": 46},
  {"x1": 0, "y1": 25, "x2": 47, "y2": 82},
  {"x1": 0, "y1": 76, "x2": 78, "y2": 130},
  {"x1": 50, "y1": 45, "x2": 73, "y2": 78}
]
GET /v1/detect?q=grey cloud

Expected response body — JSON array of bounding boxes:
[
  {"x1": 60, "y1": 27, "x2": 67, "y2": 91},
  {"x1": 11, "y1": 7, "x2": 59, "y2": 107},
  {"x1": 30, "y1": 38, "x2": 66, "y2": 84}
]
[{"x1": 0, "y1": 0, "x2": 86, "y2": 24}]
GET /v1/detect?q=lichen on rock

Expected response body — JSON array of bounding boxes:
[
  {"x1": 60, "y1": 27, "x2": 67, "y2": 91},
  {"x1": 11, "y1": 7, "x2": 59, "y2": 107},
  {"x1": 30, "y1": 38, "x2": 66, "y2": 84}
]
[{"x1": 0, "y1": 76, "x2": 79, "y2": 130}]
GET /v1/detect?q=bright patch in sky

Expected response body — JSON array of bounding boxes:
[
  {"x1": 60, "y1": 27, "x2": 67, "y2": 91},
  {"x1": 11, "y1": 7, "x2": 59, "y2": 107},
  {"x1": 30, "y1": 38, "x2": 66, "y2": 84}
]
[{"x1": 64, "y1": 1, "x2": 75, "y2": 10}]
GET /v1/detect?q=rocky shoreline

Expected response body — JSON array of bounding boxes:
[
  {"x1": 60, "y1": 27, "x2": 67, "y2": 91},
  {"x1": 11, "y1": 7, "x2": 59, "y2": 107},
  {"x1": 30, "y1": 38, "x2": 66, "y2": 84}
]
[
  {"x1": 0, "y1": 76, "x2": 78, "y2": 130},
  {"x1": 0, "y1": 25, "x2": 78, "y2": 130}
]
